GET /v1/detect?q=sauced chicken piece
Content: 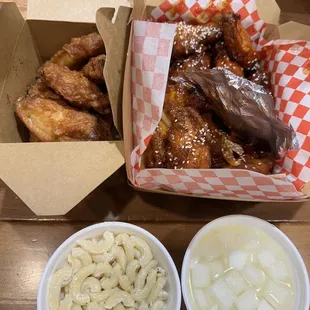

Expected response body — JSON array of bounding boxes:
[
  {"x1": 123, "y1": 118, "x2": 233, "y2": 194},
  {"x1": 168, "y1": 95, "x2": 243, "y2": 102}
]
[
  {"x1": 15, "y1": 96, "x2": 112, "y2": 142},
  {"x1": 202, "y1": 113, "x2": 227, "y2": 168},
  {"x1": 166, "y1": 107, "x2": 211, "y2": 169},
  {"x1": 50, "y1": 32, "x2": 105, "y2": 69},
  {"x1": 221, "y1": 13, "x2": 259, "y2": 70},
  {"x1": 169, "y1": 51, "x2": 211, "y2": 80},
  {"x1": 82, "y1": 54, "x2": 106, "y2": 84},
  {"x1": 173, "y1": 21, "x2": 222, "y2": 58},
  {"x1": 144, "y1": 121, "x2": 169, "y2": 168},
  {"x1": 212, "y1": 42, "x2": 244, "y2": 77},
  {"x1": 39, "y1": 62, "x2": 110, "y2": 115},
  {"x1": 163, "y1": 82, "x2": 210, "y2": 120},
  {"x1": 226, "y1": 154, "x2": 275, "y2": 174},
  {"x1": 248, "y1": 69, "x2": 272, "y2": 94}
]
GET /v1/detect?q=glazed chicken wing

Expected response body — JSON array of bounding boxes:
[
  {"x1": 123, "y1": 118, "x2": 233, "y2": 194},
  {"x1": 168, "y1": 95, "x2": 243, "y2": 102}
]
[
  {"x1": 166, "y1": 107, "x2": 211, "y2": 169},
  {"x1": 173, "y1": 21, "x2": 222, "y2": 58},
  {"x1": 40, "y1": 62, "x2": 110, "y2": 115},
  {"x1": 163, "y1": 82, "x2": 210, "y2": 120},
  {"x1": 226, "y1": 154, "x2": 275, "y2": 174},
  {"x1": 221, "y1": 13, "x2": 258, "y2": 70},
  {"x1": 15, "y1": 96, "x2": 112, "y2": 142},
  {"x1": 82, "y1": 54, "x2": 106, "y2": 84},
  {"x1": 212, "y1": 42, "x2": 244, "y2": 77},
  {"x1": 248, "y1": 69, "x2": 272, "y2": 94},
  {"x1": 50, "y1": 32, "x2": 105, "y2": 69},
  {"x1": 170, "y1": 50, "x2": 211, "y2": 80},
  {"x1": 144, "y1": 121, "x2": 169, "y2": 168}
]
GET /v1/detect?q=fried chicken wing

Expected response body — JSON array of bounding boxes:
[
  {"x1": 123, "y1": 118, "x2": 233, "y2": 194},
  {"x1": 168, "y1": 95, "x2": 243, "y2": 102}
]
[
  {"x1": 82, "y1": 54, "x2": 106, "y2": 84},
  {"x1": 166, "y1": 107, "x2": 211, "y2": 169},
  {"x1": 226, "y1": 154, "x2": 275, "y2": 174},
  {"x1": 170, "y1": 50, "x2": 211, "y2": 79},
  {"x1": 27, "y1": 78, "x2": 61, "y2": 100},
  {"x1": 163, "y1": 82, "x2": 210, "y2": 120},
  {"x1": 212, "y1": 42, "x2": 244, "y2": 77},
  {"x1": 173, "y1": 21, "x2": 222, "y2": 58},
  {"x1": 16, "y1": 96, "x2": 112, "y2": 142},
  {"x1": 221, "y1": 13, "x2": 258, "y2": 70},
  {"x1": 50, "y1": 33, "x2": 105, "y2": 69},
  {"x1": 40, "y1": 62, "x2": 110, "y2": 115},
  {"x1": 144, "y1": 121, "x2": 169, "y2": 168}
]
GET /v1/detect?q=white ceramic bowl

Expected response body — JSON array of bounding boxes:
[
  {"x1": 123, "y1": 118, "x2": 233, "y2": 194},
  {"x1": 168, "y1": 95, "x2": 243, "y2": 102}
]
[
  {"x1": 37, "y1": 222, "x2": 181, "y2": 309},
  {"x1": 182, "y1": 215, "x2": 310, "y2": 310}
]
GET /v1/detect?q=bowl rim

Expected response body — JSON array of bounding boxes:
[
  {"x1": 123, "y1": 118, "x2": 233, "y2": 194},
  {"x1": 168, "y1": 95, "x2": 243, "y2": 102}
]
[
  {"x1": 37, "y1": 221, "x2": 182, "y2": 309},
  {"x1": 181, "y1": 214, "x2": 310, "y2": 310}
]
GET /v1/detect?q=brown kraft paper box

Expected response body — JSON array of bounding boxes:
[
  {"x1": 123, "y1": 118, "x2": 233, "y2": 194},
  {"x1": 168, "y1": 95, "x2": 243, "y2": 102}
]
[
  {"x1": 0, "y1": 0, "x2": 132, "y2": 215},
  {"x1": 119, "y1": 0, "x2": 310, "y2": 201}
]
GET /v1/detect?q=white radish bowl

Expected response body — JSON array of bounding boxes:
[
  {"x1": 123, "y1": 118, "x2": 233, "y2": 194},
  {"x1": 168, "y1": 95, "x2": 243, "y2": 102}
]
[
  {"x1": 37, "y1": 222, "x2": 181, "y2": 310},
  {"x1": 181, "y1": 215, "x2": 310, "y2": 310}
]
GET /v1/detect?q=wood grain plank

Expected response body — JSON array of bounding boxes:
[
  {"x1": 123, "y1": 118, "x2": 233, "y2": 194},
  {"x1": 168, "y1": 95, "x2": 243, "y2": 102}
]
[
  {"x1": 1, "y1": 168, "x2": 310, "y2": 222},
  {"x1": 0, "y1": 221, "x2": 309, "y2": 309}
]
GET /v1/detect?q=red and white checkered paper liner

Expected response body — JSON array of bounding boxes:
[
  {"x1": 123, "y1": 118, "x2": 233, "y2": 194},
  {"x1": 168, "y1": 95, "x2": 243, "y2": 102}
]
[{"x1": 130, "y1": 0, "x2": 310, "y2": 200}]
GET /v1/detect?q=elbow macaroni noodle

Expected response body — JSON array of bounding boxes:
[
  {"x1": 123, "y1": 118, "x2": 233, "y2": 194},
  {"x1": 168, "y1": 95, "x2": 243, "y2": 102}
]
[{"x1": 48, "y1": 232, "x2": 168, "y2": 310}]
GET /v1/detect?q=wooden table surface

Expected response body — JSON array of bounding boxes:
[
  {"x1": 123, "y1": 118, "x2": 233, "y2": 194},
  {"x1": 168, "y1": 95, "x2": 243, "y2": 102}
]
[{"x1": 1, "y1": 1, "x2": 310, "y2": 310}]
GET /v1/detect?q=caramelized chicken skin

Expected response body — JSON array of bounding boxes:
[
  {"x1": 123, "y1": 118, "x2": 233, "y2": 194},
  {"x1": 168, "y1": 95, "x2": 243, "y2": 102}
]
[
  {"x1": 221, "y1": 13, "x2": 258, "y2": 70},
  {"x1": 144, "y1": 121, "x2": 169, "y2": 168},
  {"x1": 173, "y1": 21, "x2": 222, "y2": 58},
  {"x1": 166, "y1": 107, "x2": 211, "y2": 169},
  {"x1": 212, "y1": 42, "x2": 244, "y2": 77}
]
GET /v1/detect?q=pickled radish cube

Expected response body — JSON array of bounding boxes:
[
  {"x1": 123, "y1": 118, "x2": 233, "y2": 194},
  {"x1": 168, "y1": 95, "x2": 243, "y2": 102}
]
[
  {"x1": 225, "y1": 270, "x2": 247, "y2": 295},
  {"x1": 266, "y1": 261, "x2": 288, "y2": 281},
  {"x1": 191, "y1": 263, "x2": 211, "y2": 288},
  {"x1": 217, "y1": 231, "x2": 236, "y2": 252},
  {"x1": 258, "y1": 249, "x2": 276, "y2": 268},
  {"x1": 193, "y1": 289, "x2": 208, "y2": 309},
  {"x1": 241, "y1": 264, "x2": 265, "y2": 288},
  {"x1": 236, "y1": 289, "x2": 260, "y2": 310},
  {"x1": 258, "y1": 299, "x2": 274, "y2": 310},
  {"x1": 202, "y1": 239, "x2": 222, "y2": 262},
  {"x1": 264, "y1": 280, "x2": 290, "y2": 307},
  {"x1": 237, "y1": 231, "x2": 259, "y2": 251},
  {"x1": 211, "y1": 278, "x2": 236, "y2": 309},
  {"x1": 229, "y1": 250, "x2": 249, "y2": 270},
  {"x1": 209, "y1": 259, "x2": 224, "y2": 279}
]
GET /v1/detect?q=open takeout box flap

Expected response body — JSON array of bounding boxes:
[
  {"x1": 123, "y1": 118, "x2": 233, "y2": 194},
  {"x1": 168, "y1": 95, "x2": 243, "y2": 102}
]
[
  {"x1": 0, "y1": 142, "x2": 124, "y2": 215},
  {"x1": 96, "y1": 6, "x2": 133, "y2": 135},
  {"x1": 27, "y1": 0, "x2": 132, "y2": 23}
]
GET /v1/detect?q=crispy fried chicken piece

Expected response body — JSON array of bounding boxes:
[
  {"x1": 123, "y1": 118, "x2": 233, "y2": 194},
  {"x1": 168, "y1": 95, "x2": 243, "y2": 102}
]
[
  {"x1": 50, "y1": 33, "x2": 105, "y2": 69},
  {"x1": 40, "y1": 62, "x2": 110, "y2": 115},
  {"x1": 144, "y1": 121, "x2": 169, "y2": 168},
  {"x1": 82, "y1": 54, "x2": 106, "y2": 84},
  {"x1": 27, "y1": 78, "x2": 61, "y2": 100},
  {"x1": 163, "y1": 82, "x2": 210, "y2": 120},
  {"x1": 173, "y1": 21, "x2": 222, "y2": 58},
  {"x1": 221, "y1": 13, "x2": 259, "y2": 70},
  {"x1": 170, "y1": 50, "x2": 211, "y2": 79},
  {"x1": 166, "y1": 107, "x2": 211, "y2": 169},
  {"x1": 15, "y1": 96, "x2": 112, "y2": 142},
  {"x1": 212, "y1": 42, "x2": 244, "y2": 77},
  {"x1": 248, "y1": 69, "x2": 272, "y2": 94},
  {"x1": 226, "y1": 154, "x2": 275, "y2": 174},
  {"x1": 29, "y1": 134, "x2": 40, "y2": 142}
]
